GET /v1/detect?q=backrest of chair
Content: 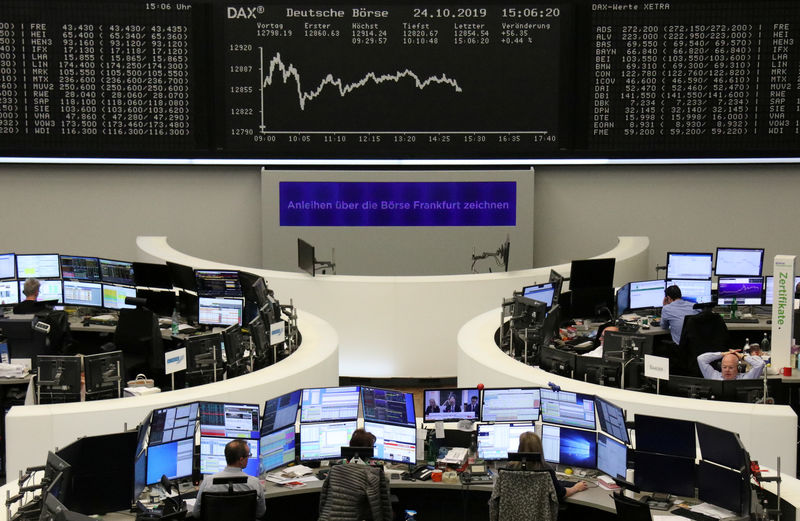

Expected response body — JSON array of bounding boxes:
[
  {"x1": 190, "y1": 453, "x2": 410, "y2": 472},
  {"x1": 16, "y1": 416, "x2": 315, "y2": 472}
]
[
  {"x1": 115, "y1": 308, "x2": 164, "y2": 370},
  {"x1": 613, "y1": 492, "x2": 653, "y2": 521},
  {"x1": 495, "y1": 469, "x2": 559, "y2": 521},
  {"x1": 212, "y1": 476, "x2": 248, "y2": 493},
  {"x1": 201, "y1": 489, "x2": 257, "y2": 521},
  {"x1": 679, "y1": 311, "x2": 729, "y2": 376},
  {"x1": 0, "y1": 317, "x2": 48, "y2": 362}
]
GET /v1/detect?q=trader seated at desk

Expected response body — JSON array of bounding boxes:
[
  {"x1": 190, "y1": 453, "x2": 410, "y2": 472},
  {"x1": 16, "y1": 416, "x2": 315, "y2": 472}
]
[
  {"x1": 583, "y1": 325, "x2": 618, "y2": 358},
  {"x1": 13, "y1": 278, "x2": 52, "y2": 314},
  {"x1": 660, "y1": 285, "x2": 699, "y2": 345},
  {"x1": 697, "y1": 349, "x2": 765, "y2": 380},
  {"x1": 510, "y1": 432, "x2": 588, "y2": 501},
  {"x1": 192, "y1": 439, "x2": 266, "y2": 519}
]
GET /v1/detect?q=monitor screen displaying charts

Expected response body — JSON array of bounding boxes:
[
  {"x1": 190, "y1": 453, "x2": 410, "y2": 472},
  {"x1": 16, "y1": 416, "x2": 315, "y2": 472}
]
[
  {"x1": 666, "y1": 252, "x2": 712, "y2": 280},
  {"x1": 300, "y1": 386, "x2": 360, "y2": 423}
]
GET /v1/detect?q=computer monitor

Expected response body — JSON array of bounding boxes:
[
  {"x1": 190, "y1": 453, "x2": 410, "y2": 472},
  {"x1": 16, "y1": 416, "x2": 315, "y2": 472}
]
[
  {"x1": 569, "y1": 258, "x2": 615, "y2": 291},
  {"x1": 538, "y1": 346, "x2": 577, "y2": 378},
  {"x1": 602, "y1": 331, "x2": 651, "y2": 360},
  {"x1": 695, "y1": 422, "x2": 748, "y2": 470},
  {"x1": 145, "y1": 438, "x2": 194, "y2": 484},
  {"x1": 666, "y1": 279, "x2": 713, "y2": 304},
  {"x1": 301, "y1": 386, "x2": 360, "y2": 423},
  {"x1": 361, "y1": 386, "x2": 415, "y2": 426},
  {"x1": 422, "y1": 388, "x2": 480, "y2": 422},
  {"x1": 261, "y1": 390, "x2": 302, "y2": 435},
  {"x1": 697, "y1": 460, "x2": 749, "y2": 515},
  {"x1": 715, "y1": 247, "x2": 764, "y2": 277},
  {"x1": 0, "y1": 253, "x2": 15, "y2": 279},
  {"x1": 595, "y1": 397, "x2": 629, "y2": 444},
  {"x1": 59, "y1": 255, "x2": 101, "y2": 281},
  {"x1": 549, "y1": 269, "x2": 564, "y2": 304},
  {"x1": 723, "y1": 379, "x2": 766, "y2": 403},
  {"x1": 132, "y1": 262, "x2": 173, "y2": 289},
  {"x1": 199, "y1": 436, "x2": 259, "y2": 477},
  {"x1": 764, "y1": 275, "x2": 800, "y2": 305},
  {"x1": 574, "y1": 357, "x2": 622, "y2": 387},
  {"x1": 522, "y1": 282, "x2": 555, "y2": 309},
  {"x1": 166, "y1": 262, "x2": 197, "y2": 292},
  {"x1": 99, "y1": 259, "x2": 135, "y2": 286},
  {"x1": 666, "y1": 252, "x2": 713, "y2": 280},
  {"x1": 83, "y1": 350, "x2": 123, "y2": 399},
  {"x1": 259, "y1": 425, "x2": 296, "y2": 473},
  {"x1": 663, "y1": 375, "x2": 724, "y2": 400},
  {"x1": 634, "y1": 451, "x2": 695, "y2": 497},
  {"x1": 569, "y1": 287, "x2": 615, "y2": 320},
  {"x1": 148, "y1": 402, "x2": 199, "y2": 446},
  {"x1": 177, "y1": 290, "x2": 199, "y2": 322},
  {"x1": 36, "y1": 355, "x2": 81, "y2": 401},
  {"x1": 615, "y1": 283, "x2": 630, "y2": 316},
  {"x1": 16, "y1": 254, "x2": 60, "y2": 279},
  {"x1": 248, "y1": 313, "x2": 273, "y2": 369},
  {"x1": 0, "y1": 280, "x2": 19, "y2": 305},
  {"x1": 195, "y1": 270, "x2": 243, "y2": 298},
  {"x1": 102, "y1": 284, "x2": 136, "y2": 310},
  {"x1": 628, "y1": 280, "x2": 666, "y2": 310},
  {"x1": 633, "y1": 414, "x2": 695, "y2": 458},
  {"x1": 597, "y1": 433, "x2": 628, "y2": 481},
  {"x1": 299, "y1": 420, "x2": 357, "y2": 461},
  {"x1": 133, "y1": 449, "x2": 147, "y2": 503},
  {"x1": 185, "y1": 334, "x2": 224, "y2": 384},
  {"x1": 19, "y1": 279, "x2": 63, "y2": 303},
  {"x1": 540, "y1": 389, "x2": 596, "y2": 430},
  {"x1": 298, "y1": 238, "x2": 315, "y2": 276},
  {"x1": 480, "y1": 387, "x2": 540, "y2": 422},
  {"x1": 222, "y1": 324, "x2": 247, "y2": 372},
  {"x1": 39, "y1": 492, "x2": 81, "y2": 521},
  {"x1": 136, "y1": 289, "x2": 175, "y2": 317},
  {"x1": 62, "y1": 280, "x2": 103, "y2": 308},
  {"x1": 198, "y1": 297, "x2": 244, "y2": 326},
  {"x1": 541, "y1": 423, "x2": 597, "y2": 469},
  {"x1": 476, "y1": 422, "x2": 536, "y2": 460},
  {"x1": 199, "y1": 401, "x2": 260, "y2": 438},
  {"x1": 717, "y1": 277, "x2": 763, "y2": 305},
  {"x1": 363, "y1": 420, "x2": 416, "y2": 464}
]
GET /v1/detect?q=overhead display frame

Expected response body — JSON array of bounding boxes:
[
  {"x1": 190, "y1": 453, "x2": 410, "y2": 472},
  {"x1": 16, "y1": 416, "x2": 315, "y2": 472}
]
[{"x1": 2, "y1": 0, "x2": 800, "y2": 163}]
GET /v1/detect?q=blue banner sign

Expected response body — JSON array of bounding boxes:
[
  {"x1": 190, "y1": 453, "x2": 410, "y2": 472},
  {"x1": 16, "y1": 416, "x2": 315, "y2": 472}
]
[{"x1": 280, "y1": 181, "x2": 516, "y2": 226}]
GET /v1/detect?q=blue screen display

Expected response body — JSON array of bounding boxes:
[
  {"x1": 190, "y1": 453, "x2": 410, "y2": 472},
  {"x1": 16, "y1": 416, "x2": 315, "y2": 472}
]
[
  {"x1": 280, "y1": 181, "x2": 516, "y2": 226},
  {"x1": 542, "y1": 424, "x2": 597, "y2": 469},
  {"x1": 146, "y1": 438, "x2": 194, "y2": 484}
]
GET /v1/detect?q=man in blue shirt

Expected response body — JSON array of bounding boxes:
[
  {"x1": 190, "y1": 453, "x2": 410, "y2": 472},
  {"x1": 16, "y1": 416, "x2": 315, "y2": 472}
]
[
  {"x1": 192, "y1": 440, "x2": 265, "y2": 519},
  {"x1": 660, "y1": 285, "x2": 700, "y2": 344},
  {"x1": 697, "y1": 349, "x2": 765, "y2": 380}
]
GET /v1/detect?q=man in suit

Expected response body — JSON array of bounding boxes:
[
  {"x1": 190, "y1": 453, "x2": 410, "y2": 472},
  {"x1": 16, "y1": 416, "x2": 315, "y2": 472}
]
[{"x1": 463, "y1": 395, "x2": 480, "y2": 417}]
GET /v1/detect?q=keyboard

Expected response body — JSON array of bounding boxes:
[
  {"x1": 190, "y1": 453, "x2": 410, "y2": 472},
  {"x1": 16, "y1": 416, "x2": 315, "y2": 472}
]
[
  {"x1": 670, "y1": 508, "x2": 717, "y2": 521},
  {"x1": 724, "y1": 317, "x2": 760, "y2": 323}
]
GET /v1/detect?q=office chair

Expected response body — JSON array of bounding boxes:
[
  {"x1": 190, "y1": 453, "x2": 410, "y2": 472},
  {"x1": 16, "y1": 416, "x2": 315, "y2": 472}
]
[
  {"x1": 318, "y1": 463, "x2": 393, "y2": 521},
  {"x1": 199, "y1": 476, "x2": 257, "y2": 521},
  {"x1": 489, "y1": 469, "x2": 559, "y2": 521},
  {"x1": 114, "y1": 307, "x2": 164, "y2": 381},
  {"x1": 0, "y1": 316, "x2": 49, "y2": 367},
  {"x1": 677, "y1": 310, "x2": 729, "y2": 376},
  {"x1": 613, "y1": 492, "x2": 653, "y2": 521}
]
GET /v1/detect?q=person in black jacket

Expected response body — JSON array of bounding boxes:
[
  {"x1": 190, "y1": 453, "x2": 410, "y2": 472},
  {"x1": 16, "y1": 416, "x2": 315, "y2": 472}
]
[{"x1": 13, "y1": 278, "x2": 51, "y2": 314}]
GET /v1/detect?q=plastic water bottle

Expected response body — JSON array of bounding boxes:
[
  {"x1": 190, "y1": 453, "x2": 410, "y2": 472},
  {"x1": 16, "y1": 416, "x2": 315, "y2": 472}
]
[
  {"x1": 730, "y1": 297, "x2": 738, "y2": 319},
  {"x1": 761, "y1": 333, "x2": 770, "y2": 352},
  {"x1": 743, "y1": 337, "x2": 749, "y2": 352},
  {"x1": 171, "y1": 308, "x2": 179, "y2": 336}
]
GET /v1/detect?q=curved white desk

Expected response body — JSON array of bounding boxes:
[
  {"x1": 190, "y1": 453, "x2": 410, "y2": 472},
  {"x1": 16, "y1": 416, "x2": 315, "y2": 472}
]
[
  {"x1": 457, "y1": 308, "x2": 799, "y2": 477},
  {"x1": 137, "y1": 235, "x2": 650, "y2": 378},
  {"x1": 4, "y1": 310, "x2": 339, "y2": 479}
]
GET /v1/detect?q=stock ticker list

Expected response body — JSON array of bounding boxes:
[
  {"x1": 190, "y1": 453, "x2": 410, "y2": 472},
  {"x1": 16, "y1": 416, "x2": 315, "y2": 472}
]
[
  {"x1": 0, "y1": 2, "x2": 195, "y2": 153},
  {"x1": 589, "y1": 1, "x2": 800, "y2": 153},
  {"x1": 222, "y1": 4, "x2": 565, "y2": 157}
]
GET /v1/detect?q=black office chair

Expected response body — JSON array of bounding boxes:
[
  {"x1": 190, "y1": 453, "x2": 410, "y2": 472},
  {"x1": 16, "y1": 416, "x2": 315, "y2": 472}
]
[
  {"x1": 677, "y1": 310, "x2": 729, "y2": 376},
  {"x1": 200, "y1": 476, "x2": 257, "y2": 521},
  {"x1": 114, "y1": 307, "x2": 164, "y2": 381},
  {"x1": 0, "y1": 316, "x2": 49, "y2": 369},
  {"x1": 613, "y1": 492, "x2": 652, "y2": 521}
]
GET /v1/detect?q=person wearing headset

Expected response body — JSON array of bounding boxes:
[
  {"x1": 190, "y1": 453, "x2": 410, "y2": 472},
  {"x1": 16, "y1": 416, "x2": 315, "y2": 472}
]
[{"x1": 697, "y1": 349, "x2": 765, "y2": 380}]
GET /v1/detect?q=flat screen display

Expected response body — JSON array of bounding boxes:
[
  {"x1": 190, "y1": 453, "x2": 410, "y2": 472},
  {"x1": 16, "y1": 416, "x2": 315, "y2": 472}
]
[
  {"x1": 148, "y1": 402, "x2": 199, "y2": 446},
  {"x1": 764, "y1": 276, "x2": 800, "y2": 305},
  {"x1": 99, "y1": 259, "x2": 135, "y2": 286},
  {"x1": 198, "y1": 297, "x2": 244, "y2": 326},
  {"x1": 260, "y1": 425, "x2": 297, "y2": 474},
  {"x1": 634, "y1": 414, "x2": 695, "y2": 458},
  {"x1": 481, "y1": 388, "x2": 540, "y2": 423},
  {"x1": 541, "y1": 424, "x2": 597, "y2": 469},
  {"x1": 477, "y1": 422, "x2": 536, "y2": 460},
  {"x1": 301, "y1": 386, "x2": 360, "y2": 423},
  {"x1": 696, "y1": 423, "x2": 748, "y2": 470},
  {"x1": 717, "y1": 277, "x2": 763, "y2": 305},
  {"x1": 19, "y1": 279, "x2": 63, "y2": 303},
  {"x1": 697, "y1": 460, "x2": 748, "y2": 515},
  {"x1": 423, "y1": 388, "x2": 481, "y2": 422},
  {"x1": 540, "y1": 389, "x2": 596, "y2": 430},
  {"x1": 16, "y1": 254, "x2": 60, "y2": 279},
  {"x1": 666, "y1": 252, "x2": 713, "y2": 280},
  {"x1": 59, "y1": 255, "x2": 101, "y2": 281},
  {"x1": 634, "y1": 451, "x2": 695, "y2": 497},
  {"x1": 299, "y1": 421, "x2": 357, "y2": 461},
  {"x1": 715, "y1": 248, "x2": 764, "y2": 277},
  {"x1": 0, "y1": 281, "x2": 19, "y2": 306},
  {"x1": 62, "y1": 280, "x2": 103, "y2": 307},
  {"x1": 200, "y1": 436, "x2": 259, "y2": 477},
  {"x1": 145, "y1": 438, "x2": 194, "y2": 485},
  {"x1": 0, "y1": 253, "x2": 15, "y2": 279},
  {"x1": 102, "y1": 284, "x2": 136, "y2": 310},
  {"x1": 199, "y1": 402, "x2": 260, "y2": 439},
  {"x1": 629, "y1": 280, "x2": 666, "y2": 310},
  {"x1": 595, "y1": 397, "x2": 629, "y2": 444},
  {"x1": 522, "y1": 283, "x2": 555, "y2": 308},
  {"x1": 569, "y1": 259, "x2": 615, "y2": 290},
  {"x1": 666, "y1": 279, "x2": 713, "y2": 304},
  {"x1": 597, "y1": 433, "x2": 628, "y2": 481},
  {"x1": 261, "y1": 390, "x2": 302, "y2": 435},
  {"x1": 361, "y1": 386, "x2": 415, "y2": 426},
  {"x1": 364, "y1": 421, "x2": 416, "y2": 464},
  {"x1": 195, "y1": 270, "x2": 243, "y2": 298}
]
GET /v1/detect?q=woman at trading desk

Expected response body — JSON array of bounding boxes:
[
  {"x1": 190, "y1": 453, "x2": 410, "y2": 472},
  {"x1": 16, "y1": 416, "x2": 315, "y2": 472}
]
[{"x1": 510, "y1": 432, "x2": 589, "y2": 500}]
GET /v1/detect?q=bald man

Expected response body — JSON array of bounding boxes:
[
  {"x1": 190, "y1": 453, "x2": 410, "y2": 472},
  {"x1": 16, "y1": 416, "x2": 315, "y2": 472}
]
[
  {"x1": 697, "y1": 349, "x2": 765, "y2": 380},
  {"x1": 583, "y1": 325, "x2": 619, "y2": 358}
]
